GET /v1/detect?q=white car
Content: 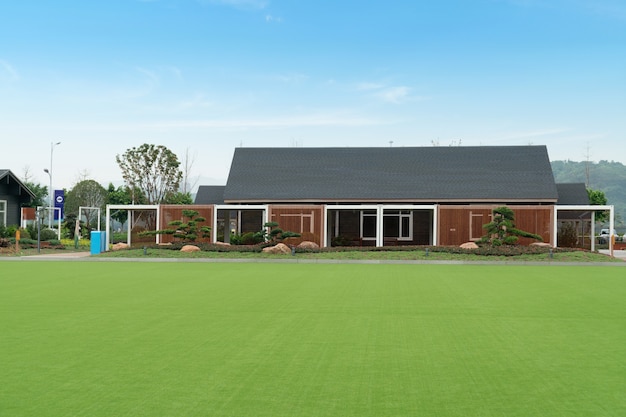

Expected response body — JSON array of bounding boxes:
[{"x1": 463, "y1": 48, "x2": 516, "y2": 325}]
[{"x1": 598, "y1": 229, "x2": 617, "y2": 244}]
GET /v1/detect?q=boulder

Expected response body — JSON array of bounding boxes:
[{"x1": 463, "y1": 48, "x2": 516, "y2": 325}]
[
  {"x1": 262, "y1": 243, "x2": 292, "y2": 254},
  {"x1": 297, "y1": 241, "x2": 319, "y2": 249},
  {"x1": 180, "y1": 245, "x2": 201, "y2": 253},
  {"x1": 213, "y1": 241, "x2": 231, "y2": 246},
  {"x1": 530, "y1": 242, "x2": 552, "y2": 247},
  {"x1": 111, "y1": 242, "x2": 129, "y2": 251},
  {"x1": 460, "y1": 242, "x2": 479, "y2": 249}
]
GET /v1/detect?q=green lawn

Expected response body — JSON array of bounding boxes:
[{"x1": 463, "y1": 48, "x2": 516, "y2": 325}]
[{"x1": 1, "y1": 263, "x2": 624, "y2": 416}]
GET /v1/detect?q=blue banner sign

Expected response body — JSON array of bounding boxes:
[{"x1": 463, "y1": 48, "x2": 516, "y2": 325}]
[{"x1": 54, "y1": 190, "x2": 64, "y2": 220}]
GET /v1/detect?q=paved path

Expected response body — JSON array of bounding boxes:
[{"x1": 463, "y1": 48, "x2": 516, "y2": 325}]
[{"x1": 599, "y1": 249, "x2": 626, "y2": 261}]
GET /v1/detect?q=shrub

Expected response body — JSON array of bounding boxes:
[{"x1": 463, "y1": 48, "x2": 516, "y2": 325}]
[
  {"x1": 18, "y1": 239, "x2": 38, "y2": 247},
  {"x1": 0, "y1": 224, "x2": 19, "y2": 238},
  {"x1": 481, "y1": 206, "x2": 543, "y2": 246},
  {"x1": 230, "y1": 232, "x2": 264, "y2": 245},
  {"x1": 558, "y1": 222, "x2": 579, "y2": 248},
  {"x1": 141, "y1": 210, "x2": 210, "y2": 242},
  {"x1": 40, "y1": 228, "x2": 58, "y2": 241}
]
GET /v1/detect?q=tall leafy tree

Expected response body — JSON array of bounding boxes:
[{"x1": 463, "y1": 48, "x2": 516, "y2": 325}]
[
  {"x1": 20, "y1": 181, "x2": 48, "y2": 208},
  {"x1": 587, "y1": 188, "x2": 608, "y2": 222},
  {"x1": 105, "y1": 183, "x2": 145, "y2": 225},
  {"x1": 64, "y1": 180, "x2": 108, "y2": 229},
  {"x1": 163, "y1": 191, "x2": 194, "y2": 205},
  {"x1": 115, "y1": 144, "x2": 183, "y2": 204}
]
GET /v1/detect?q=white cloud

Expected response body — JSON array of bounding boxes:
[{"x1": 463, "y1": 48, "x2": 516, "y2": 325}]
[
  {"x1": 0, "y1": 60, "x2": 19, "y2": 82},
  {"x1": 356, "y1": 82, "x2": 385, "y2": 91},
  {"x1": 374, "y1": 86, "x2": 410, "y2": 104},
  {"x1": 355, "y1": 81, "x2": 422, "y2": 103},
  {"x1": 274, "y1": 72, "x2": 308, "y2": 83},
  {"x1": 265, "y1": 14, "x2": 282, "y2": 23},
  {"x1": 179, "y1": 93, "x2": 213, "y2": 109},
  {"x1": 151, "y1": 113, "x2": 386, "y2": 129}
]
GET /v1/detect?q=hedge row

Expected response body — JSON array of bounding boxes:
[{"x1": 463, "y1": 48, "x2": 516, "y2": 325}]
[{"x1": 146, "y1": 242, "x2": 575, "y2": 257}]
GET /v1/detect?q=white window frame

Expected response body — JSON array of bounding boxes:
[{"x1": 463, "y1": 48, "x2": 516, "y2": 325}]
[
  {"x1": 360, "y1": 211, "x2": 377, "y2": 241},
  {"x1": 0, "y1": 200, "x2": 6, "y2": 227},
  {"x1": 383, "y1": 210, "x2": 413, "y2": 241}
]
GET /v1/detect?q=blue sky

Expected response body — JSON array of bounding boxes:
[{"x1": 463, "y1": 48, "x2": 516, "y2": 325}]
[{"x1": 1, "y1": 0, "x2": 624, "y2": 191}]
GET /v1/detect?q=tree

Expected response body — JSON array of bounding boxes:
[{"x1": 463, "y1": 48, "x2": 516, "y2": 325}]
[
  {"x1": 253, "y1": 222, "x2": 301, "y2": 244},
  {"x1": 587, "y1": 188, "x2": 608, "y2": 223},
  {"x1": 163, "y1": 191, "x2": 193, "y2": 205},
  {"x1": 181, "y1": 147, "x2": 199, "y2": 194},
  {"x1": 105, "y1": 183, "x2": 138, "y2": 225},
  {"x1": 141, "y1": 209, "x2": 210, "y2": 242},
  {"x1": 20, "y1": 181, "x2": 48, "y2": 208},
  {"x1": 481, "y1": 206, "x2": 543, "y2": 246},
  {"x1": 115, "y1": 144, "x2": 183, "y2": 204},
  {"x1": 64, "y1": 180, "x2": 108, "y2": 230}
]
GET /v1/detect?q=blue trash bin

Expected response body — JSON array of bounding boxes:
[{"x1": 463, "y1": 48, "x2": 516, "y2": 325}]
[{"x1": 90, "y1": 231, "x2": 102, "y2": 255}]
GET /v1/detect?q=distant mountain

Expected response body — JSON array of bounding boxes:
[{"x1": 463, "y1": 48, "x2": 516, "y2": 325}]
[{"x1": 551, "y1": 160, "x2": 626, "y2": 231}]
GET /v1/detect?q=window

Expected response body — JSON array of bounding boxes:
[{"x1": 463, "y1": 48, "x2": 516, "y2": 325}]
[
  {"x1": 0, "y1": 200, "x2": 6, "y2": 227},
  {"x1": 360, "y1": 211, "x2": 377, "y2": 240},
  {"x1": 384, "y1": 210, "x2": 413, "y2": 240}
]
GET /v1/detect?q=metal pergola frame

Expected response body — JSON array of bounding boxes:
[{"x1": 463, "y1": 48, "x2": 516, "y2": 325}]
[
  {"x1": 105, "y1": 204, "x2": 160, "y2": 250},
  {"x1": 554, "y1": 205, "x2": 615, "y2": 254}
]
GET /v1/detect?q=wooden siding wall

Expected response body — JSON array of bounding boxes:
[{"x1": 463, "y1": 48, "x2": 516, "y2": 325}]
[
  {"x1": 269, "y1": 205, "x2": 324, "y2": 246},
  {"x1": 159, "y1": 204, "x2": 214, "y2": 243},
  {"x1": 438, "y1": 205, "x2": 553, "y2": 246}
]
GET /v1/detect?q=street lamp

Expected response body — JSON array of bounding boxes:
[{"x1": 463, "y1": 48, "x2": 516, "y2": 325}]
[{"x1": 44, "y1": 141, "x2": 61, "y2": 229}]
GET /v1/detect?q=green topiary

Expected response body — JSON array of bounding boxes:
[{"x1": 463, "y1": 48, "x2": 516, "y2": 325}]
[{"x1": 481, "y1": 206, "x2": 543, "y2": 246}]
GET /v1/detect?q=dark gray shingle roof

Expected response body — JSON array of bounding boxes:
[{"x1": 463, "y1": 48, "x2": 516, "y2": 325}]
[
  {"x1": 224, "y1": 146, "x2": 558, "y2": 203},
  {"x1": 0, "y1": 169, "x2": 36, "y2": 200},
  {"x1": 556, "y1": 183, "x2": 589, "y2": 205},
  {"x1": 194, "y1": 185, "x2": 225, "y2": 204}
]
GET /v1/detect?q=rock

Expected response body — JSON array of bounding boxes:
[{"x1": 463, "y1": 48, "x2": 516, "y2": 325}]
[
  {"x1": 262, "y1": 243, "x2": 292, "y2": 254},
  {"x1": 530, "y1": 242, "x2": 552, "y2": 247},
  {"x1": 460, "y1": 242, "x2": 479, "y2": 249},
  {"x1": 180, "y1": 245, "x2": 201, "y2": 253},
  {"x1": 111, "y1": 242, "x2": 129, "y2": 251},
  {"x1": 297, "y1": 241, "x2": 319, "y2": 249},
  {"x1": 213, "y1": 241, "x2": 231, "y2": 246}
]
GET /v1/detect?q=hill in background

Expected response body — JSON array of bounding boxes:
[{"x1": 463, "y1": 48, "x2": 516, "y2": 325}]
[{"x1": 551, "y1": 160, "x2": 626, "y2": 232}]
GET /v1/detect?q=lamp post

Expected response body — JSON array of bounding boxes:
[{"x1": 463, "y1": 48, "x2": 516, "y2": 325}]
[{"x1": 44, "y1": 141, "x2": 61, "y2": 229}]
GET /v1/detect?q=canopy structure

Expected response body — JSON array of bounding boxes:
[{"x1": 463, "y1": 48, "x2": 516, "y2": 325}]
[
  {"x1": 105, "y1": 205, "x2": 160, "y2": 249},
  {"x1": 554, "y1": 205, "x2": 615, "y2": 253}
]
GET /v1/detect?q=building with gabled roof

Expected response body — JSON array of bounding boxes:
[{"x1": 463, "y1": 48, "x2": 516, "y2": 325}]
[
  {"x1": 0, "y1": 169, "x2": 36, "y2": 227},
  {"x1": 120, "y1": 145, "x2": 614, "y2": 250}
]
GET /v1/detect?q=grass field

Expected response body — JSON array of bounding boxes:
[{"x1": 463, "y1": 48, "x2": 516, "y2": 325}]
[{"x1": 1, "y1": 262, "x2": 624, "y2": 416}]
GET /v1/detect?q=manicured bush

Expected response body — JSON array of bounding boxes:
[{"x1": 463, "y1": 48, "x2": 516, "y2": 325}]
[
  {"x1": 40, "y1": 228, "x2": 58, "y2": 241},
  {"x1": 230, "y1": 232, "x2": 263, "y2": 245}
]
